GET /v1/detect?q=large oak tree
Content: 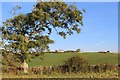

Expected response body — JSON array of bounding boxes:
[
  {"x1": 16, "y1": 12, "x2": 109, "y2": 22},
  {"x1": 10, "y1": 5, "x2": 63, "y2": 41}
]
[{"x1": 1, "y1": 2, "x2": 84, "y2": 66}]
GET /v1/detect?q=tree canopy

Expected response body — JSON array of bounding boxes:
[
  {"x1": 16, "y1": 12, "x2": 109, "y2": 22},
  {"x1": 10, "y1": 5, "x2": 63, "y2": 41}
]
[{"x1": 1, "y1": 2, "x2": 84, "y2": 63}]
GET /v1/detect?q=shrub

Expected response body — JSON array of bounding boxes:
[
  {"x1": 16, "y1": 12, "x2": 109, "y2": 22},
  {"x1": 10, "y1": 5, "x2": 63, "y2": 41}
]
[{"x1": 62, "y1": 55, "x2": 88, "y2": 73}]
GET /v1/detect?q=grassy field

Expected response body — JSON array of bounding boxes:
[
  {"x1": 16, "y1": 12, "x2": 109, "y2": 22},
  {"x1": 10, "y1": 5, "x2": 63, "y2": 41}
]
[
  {"x1": 2, "y1": 52, "x2": 119, "y2": 78},
  {"x1": 28, "y1": 52, "x2": 118, "y2": 66}
]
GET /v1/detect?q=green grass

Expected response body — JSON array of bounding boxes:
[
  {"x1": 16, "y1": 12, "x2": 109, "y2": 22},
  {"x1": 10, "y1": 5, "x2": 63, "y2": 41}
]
[
  {"x1": 28, "y1": 52, "x2": 118, "y2": 66},
  {"x1": 2, "y1": 52, "x2": 119, "y2": 78}
]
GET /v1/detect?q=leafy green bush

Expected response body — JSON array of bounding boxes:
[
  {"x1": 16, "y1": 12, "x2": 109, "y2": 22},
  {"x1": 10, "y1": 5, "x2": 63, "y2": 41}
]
[{"x1": 62, "y1": 55, "x2": 88, "y2": 73}]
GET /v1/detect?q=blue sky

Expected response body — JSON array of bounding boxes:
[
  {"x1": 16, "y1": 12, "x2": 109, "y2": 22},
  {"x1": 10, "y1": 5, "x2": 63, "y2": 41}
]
[{"x1": 1, "y1": 2, "x2": 118, "y2": 52}]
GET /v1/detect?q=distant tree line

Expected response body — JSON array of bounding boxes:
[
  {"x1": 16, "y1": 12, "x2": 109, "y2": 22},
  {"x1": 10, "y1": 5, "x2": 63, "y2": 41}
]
[
  {"x1": 98, "y1": 51, "x2": 110, "y2": 53},
  {"x1": 47, "y1": 48, "x2": 81, "y2": 53}
]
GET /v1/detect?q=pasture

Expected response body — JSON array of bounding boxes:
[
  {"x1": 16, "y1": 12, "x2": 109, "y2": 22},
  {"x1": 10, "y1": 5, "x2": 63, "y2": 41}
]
[
  {"x1": 2, "y1": 52, "x2": 119, "y2": 78},
  {"x1": 28, "y1": 52, "x2": 118, "y2": 66}
]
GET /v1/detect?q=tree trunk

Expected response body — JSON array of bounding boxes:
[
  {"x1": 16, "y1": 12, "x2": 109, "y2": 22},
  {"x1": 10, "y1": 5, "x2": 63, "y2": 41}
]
[{"x1": 21, "y1": 60, "x2": 28, "y2": 74}]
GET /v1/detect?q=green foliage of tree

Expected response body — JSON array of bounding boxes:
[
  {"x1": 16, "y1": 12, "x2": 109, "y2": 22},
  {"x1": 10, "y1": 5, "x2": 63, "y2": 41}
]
[{"x1": 1, "y1": 2, "x2": 84, "y2": 64}]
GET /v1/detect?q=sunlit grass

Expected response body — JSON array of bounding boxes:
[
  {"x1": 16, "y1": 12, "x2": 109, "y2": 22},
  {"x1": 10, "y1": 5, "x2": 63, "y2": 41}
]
[{"x1": 28, "y1": 52, "x2": 118, "y2": 66}]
